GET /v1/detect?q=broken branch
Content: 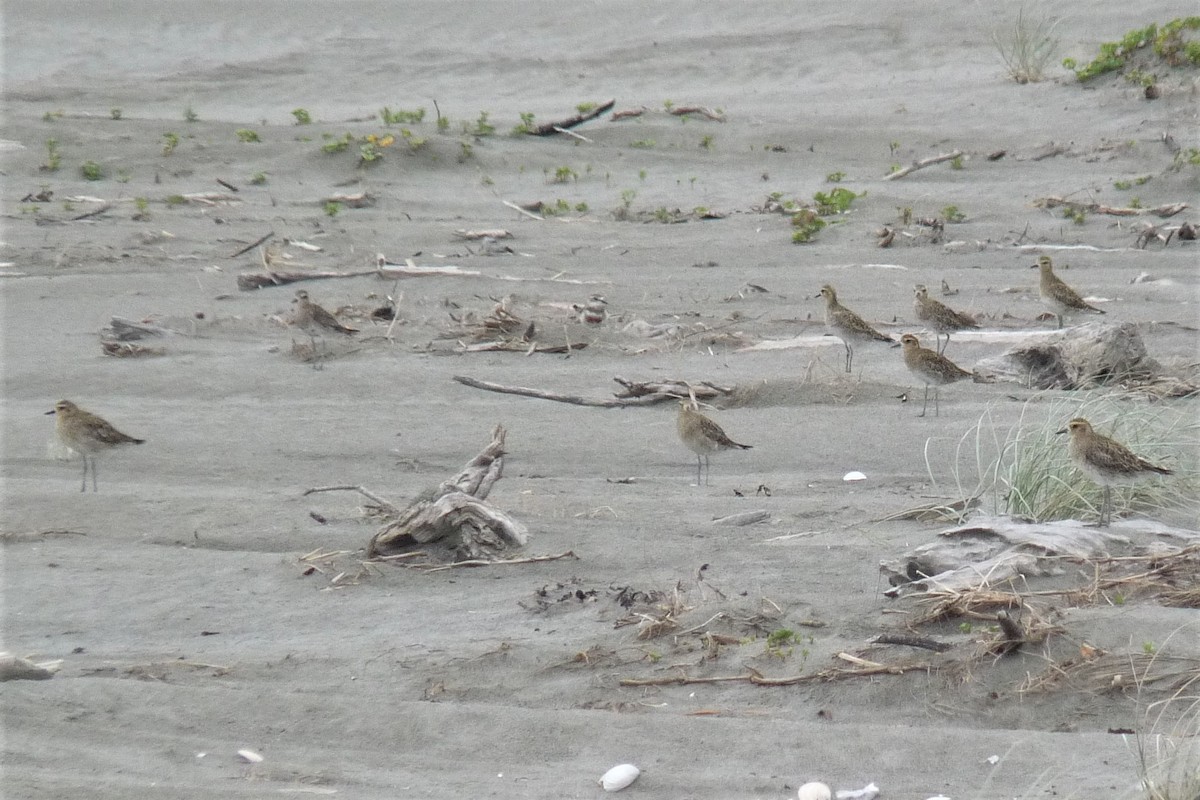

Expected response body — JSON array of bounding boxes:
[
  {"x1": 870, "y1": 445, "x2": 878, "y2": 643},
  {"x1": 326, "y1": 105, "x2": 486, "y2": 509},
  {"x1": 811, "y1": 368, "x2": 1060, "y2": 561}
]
[{"x1": 884, "y1": 150, "x2": 964, "y2": 181}]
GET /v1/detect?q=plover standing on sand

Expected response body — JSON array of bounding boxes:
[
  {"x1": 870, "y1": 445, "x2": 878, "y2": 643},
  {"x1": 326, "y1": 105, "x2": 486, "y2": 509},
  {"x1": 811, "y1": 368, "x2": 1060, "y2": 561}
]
[
  {"x1": 46, "y1": 400, "x2": 145, "y2": 492},
  {"x1": 816, "y1": 284, "x2": 895, "y2": 373},
  {"x1": 900, "y1": 333, "x2": 974, "y2": 417},
  {"x1": 1033, "y1": 256, "x2": 1105, "y2": 329},
  {"x1": 1057, "y1": 417, "x2": 1172, "y2": 526},
  {"x1": 676, "y1": 400, "x2": 751, "y2": 485},
  {"x1": 291, "y1": 289, "x2": 359, "y2": 339}
]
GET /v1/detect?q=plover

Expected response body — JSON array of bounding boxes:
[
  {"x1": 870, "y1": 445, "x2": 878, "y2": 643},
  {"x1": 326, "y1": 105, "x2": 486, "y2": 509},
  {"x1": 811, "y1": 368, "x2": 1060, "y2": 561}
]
[
  {"x1": 573, "y1": 294, "x2": 608, "y2": 325},
  {"x1": 677, "y1": 400, "x2": 751, "y2": 485},
  {"x1": 1033, "y1": 256, "x2": 1104, "y2": 329},
  {"x1": 816, "y1": 284, "x2": 895, "y2": 373},
  {"x1": 291, "y1": 289, "x2": 359, "y2": 339},
  {"x1": 1057, "y1": 417, "x2": 1172, "y2": 526},
  {"x1": 913, "y1": 284, "x2": 979, "y2": 354},
  {"x1": 46, "y1": 400, "x2": 145, "y2": 492},
  {"x1": 900, "y1": 333, "x2": 974, "y2": 417}
]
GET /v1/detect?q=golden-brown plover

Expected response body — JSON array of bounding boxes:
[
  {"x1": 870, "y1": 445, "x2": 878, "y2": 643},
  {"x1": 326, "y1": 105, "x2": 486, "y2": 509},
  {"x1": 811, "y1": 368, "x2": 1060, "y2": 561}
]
[
  {"x1": 292, "y1": 289, "x2": 359, "y2": 339},
  {"x1": 1057, "y1": 417, "x2": 1172, "y2": 526},
  {"x1": 900, "y1": 333, "x2": 974, "y2": 417},
  {"x1": 816, "y1": 284, "x2": 895, "y2": 373},
  {"x1": 1032, "y1": 256, "x2": 1105, "y2": 329},
  {"x1": 913, "y1": 284, "x2": 979, "y2": 354},
  {"x1": 46, "y1": 400, "x2": 145, "y2": 492},
  {"x1": 677, "y1": 400, "x2": 751, "y2": 485}
]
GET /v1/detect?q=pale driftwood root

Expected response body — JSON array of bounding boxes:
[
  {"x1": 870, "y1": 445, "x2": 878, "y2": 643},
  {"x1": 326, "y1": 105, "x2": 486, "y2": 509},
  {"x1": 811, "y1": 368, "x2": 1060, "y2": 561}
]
[
  {"x1": 367, "y1": 424, "x2": 528, "y2": 561},
  {"x1": 884, "y1": 150, "x2": 964, "y2": 180}
]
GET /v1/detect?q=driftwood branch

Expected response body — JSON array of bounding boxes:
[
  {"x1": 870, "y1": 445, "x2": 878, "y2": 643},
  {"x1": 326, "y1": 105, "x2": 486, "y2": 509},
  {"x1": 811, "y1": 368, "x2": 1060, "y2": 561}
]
[
  {"x1": 885, "y1": 150, "x2": 964, "y2": 181},
  {"x1": 620, "y1": 656, "x2": 930, "y2": 687},
  {"x1": 528, "y1": 99, "x2": 615, "y2": 136},
  {"x1": 237, "y1": 269, "x2": 376, "y2": 291},
  {"x1": 1033, "y1": 197, "x2": 1189, "y2": 218},
  {"x1": 871, "y1": 633, "x2": 953, "y2": 653},
  {"x1": 452, "y1": 375, "x2": 733, "y2": 407},
  {"x1": 228, "y1": 230, "x2": 275, "y2": 258},
  {"x1": 367, "y1": 424, "x2": 527, "y2": 561},
  {"x1": 303, "y1": 484, "x2": 401, "y2": 516},
  {"x1": 668, "y1": 106, "x2": 725, "y2": 122}
]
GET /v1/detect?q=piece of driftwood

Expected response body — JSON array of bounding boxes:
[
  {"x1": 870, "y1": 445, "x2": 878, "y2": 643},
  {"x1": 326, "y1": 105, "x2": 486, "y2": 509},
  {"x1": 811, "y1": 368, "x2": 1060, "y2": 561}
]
[
  {"x1": 870, "y1": 633, "x2": 953, "y2": 653},
  {"x1": 993, "y1": 609, "x2": 1025, "y2": 655},
  {"x1": 327, "y1": 191, "x2": 374, "y2": 208},
  {"x1": 367, "y1": 424, "x2": 527, "y2": 561},
  {"x1": 454, "y1": 229, "x2": 513, "y2": 240},
  {"x1": 611, "y1": 107, "x2": 647, "y2": 120},
  {"x1": 101, "y1": 341, "x2": 166, "y2": 358},
  {"x1": 101, "y1": 316, "x2": 182, "y2": 341},
  {"x1": 228, "y1": 230, "x2": 275, "y2": 258},
  {"x1": 712, "y1": 510, "x2": 770, "y2": 527},
  {"x1": 884, "y1": 150, "x2": 964, "y2": 180},
  {"x1": 527, "y1": 99, "x2": 615, "y2": 136},
  {"x1": 0, "y1": 653, "x2": 61, "y2": 681},
  {"x1": 236, "y1": 268, "x2": 376, "y2": 291},
  {"x1": 1033, "y1": 197, "x2": 1189, "y2": 218},
  {"x1": 612, "y1": 377, "x2": 736, "y2": 401},
  {"x1": 668, "y1": 106, "x2": 725, "y2": 122},
  {"x1": 452, "y1": 375, "x2": 734, "y2": 407}
]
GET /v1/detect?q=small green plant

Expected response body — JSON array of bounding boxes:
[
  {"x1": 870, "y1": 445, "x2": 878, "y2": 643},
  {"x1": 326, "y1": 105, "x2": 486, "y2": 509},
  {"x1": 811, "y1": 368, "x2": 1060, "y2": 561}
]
[
  {"x1": 1153, "y1": 16, "x2": 1200, "y2": 65},
  {"x1": 436, "y1": 115, "x2": 450, "y2": 133},
  {"x1": 380, "y1": 106, "x2": 425, "y2": 125},
  {"x1": 812, "y1": 187, "x2": 861, "y2": 215},
  {"x1": 323, "y1": 201, "x2": 341, "y2": 217},
  {"x1": 1112, "y1": 592, "x2": 1126, "y2": 605},
  {"x1": 1129, "y1": 197, "x2": 1142, "y2": 209},
  {"x1": 1065, "y1": 207, "x2": 1087, "y2": 225},
  {"x1": 468, "y1": 111, "x2": 495, "y2": 137},
  {"x1": 576, "y1": 101, "x2": 596, "y2": 113},
  {"x1": 458, "y1": 140, "x2": 474, "y2": 162},
  {"x1": 575, "y1": 202, "x2": 588, "y2": 213},
  {"x1": 549, "y1": 165, "x2": 577, "y2": 184},
  {"x1": 132, "y1": 196, "x2": 150, "y2": 221},
  {"x1": 42, "y1": 109, "x2": 64, "y2": 122},
  {"x1": 480, "y1": 175, "x2": 493, "y2": 186},
  {"x1": 1113, "y1": 179, "x2": 1133, "y2": 190},
  {"x1": 110, "y1": 108, "x2": 122, "y2": 120},
  {"x1": 165, "y1": 194, "x2": 187, "y2": 207},
  {"x1": 291, "y1": 108, "x2": 312, "y2": 125},
  {"x1": 889, "y1": 141, "x2": 900, "y2": 156},
  {"x1": 662, "y1": 99, "x2": 674, "y2": 111},
  {"x1": 638, "y1": 169, "x2": 647, "y2": 181},
  {"x1": 653, "y1": 207, "x2": 671, "y2": 223},
  {"x1": 898, "y1": 206, "x2": 913, "y2": 225},
  {"x1": 630, "y1": 139, "x2": 656, "y2": 149},
  {"x1": 41, "y1": 139, "x2": 61, "y2": 172},
  {"x1": 826, "y1": 171, "x2": 846, "y2": 182},
  {"x1": 399, "y1": 129, "x2": 426, "y2": 152},
  {"x1": 1143, "y1": 641, "x2": 1157, "y2": 655},
  {"x1": 765, "y1": 628, "x2": 798, "y2": 657},
  {"x1": 321, "y1": 132, "x2": 354, "y2": 153},
  {"x1": 959, "y1": 622, "x2": 974, "y2": 633},
  {"x1": 1135, "y1": 174, "x2": 1153, "y2": 185},
  {"x1": 512, "y1": 112, "x2": 536, "y2": 135},
  {"x1": 941, "y1": 205, "x2": 967, "y2": 222},
  {"x1": 991, "y1": 6, "x2": 1060, "y2": 83},
  {"x1": 161, "y1": 132, "x2": 180, "y2": 156},
  {"x1": 1063, "y1": 23, "x2": 1158, "y2": 81},
  {"x1": 116, "y1": 169, "x2": 131, "y2": 183},
  {"x1": 235, "y1": 128, "x2": 261, "y2": 143},
  {"x1": 950, "y1": 155, "x2": 964, "y2": 170},
  {"x1": 80, "y1": 160, "x2": 104, "y2": 181},
  {"x1": 249, "y1": 172, "x2": 267, "y2": 185},
  {"x1": 700, "y1": 134, "x2": 714, "y2": 150},
  {"x1": 184, "y1": 106, "x2": 199, "y2": 122},
  {"x1": 791, "y1": 209, "x2": 827, "y2": 243}
]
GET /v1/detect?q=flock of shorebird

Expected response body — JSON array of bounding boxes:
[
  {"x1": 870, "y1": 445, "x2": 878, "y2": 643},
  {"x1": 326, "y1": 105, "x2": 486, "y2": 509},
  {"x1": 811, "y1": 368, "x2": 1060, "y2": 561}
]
[{"x1": 47, "y1": 257, "x2": 1173, "y2": 527}]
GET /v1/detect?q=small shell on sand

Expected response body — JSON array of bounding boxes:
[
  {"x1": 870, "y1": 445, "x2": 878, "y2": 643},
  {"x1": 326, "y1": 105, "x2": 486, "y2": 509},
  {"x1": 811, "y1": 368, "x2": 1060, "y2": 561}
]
[
  {"x1": 237, "y1": 749, "x2": 264, "y2": 763},
  {"x1": 798, "y1": 782, "x2": 832, "y2": 800},
  {"x1": 599, "y1": 763, "x2": 640, "y2": 791},
  {"x1": 843, "y1": 471, "x2": 867, "y2": 482}
]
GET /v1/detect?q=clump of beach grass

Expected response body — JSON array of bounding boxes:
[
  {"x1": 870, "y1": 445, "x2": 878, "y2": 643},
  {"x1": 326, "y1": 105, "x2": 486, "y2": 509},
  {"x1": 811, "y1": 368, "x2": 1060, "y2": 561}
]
[
  {"x1": 927, "y1": 394, "x2": 1198, "y2": 524},
  {"x1": 991, "y1": 6, "x2": 1061, "y2": 83},
  {"x1": 1128, "y1": 630, "x2": 1200, "y2": 800}
]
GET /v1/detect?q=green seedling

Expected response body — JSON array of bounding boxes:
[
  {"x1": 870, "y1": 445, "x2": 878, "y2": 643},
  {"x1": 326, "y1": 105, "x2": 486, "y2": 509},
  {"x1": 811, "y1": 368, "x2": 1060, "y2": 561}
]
[
  {"x1": 575, "y1": 202, "x2": 588, "y2": 213},
  {"x1": 321, "y1": 132, "x2": 354, "y2": 154},
  {"x1": 184, "y1": 106, "x2": 198, "y2": 122},
  {"x1": 813, "y1": 187, "x2": 860, "y2": 215},
  {"x1": 826, "y1": 171, "x2": 846, "y2": 182},
  {"x1": 249, "y1": 172, "x2": 267, "y2": 185},
  {"x1": 165, "y1": 194, "x2": 187, "y2": 206},
  {"x1": 468, "y1": 111, "x2": 495, "y2": 137},
  {"x1": 630, "y1": 139, "x2": 655, "y2": 149},
  {"x1": 161, "y1": 132, "x2": 180, "y2": 156},
  {"x1": 110, "y1": 108, "x2": 122, "y2": 120},
  {"x1": 41, "y1": 139, "x2": 61, "y2": 172},
  {"x1": 323, "y1": 201, "x2": 341, "y2": 217},
  {"x1": 42, "y1": 109, "x2": 64, "y2": 122},
  {"x1": 700, "y1": 134, "x2": 714, "y2": 150},
  {"x1": 791, "y1": 209, "x2": 826, "y2": 243},
  {"x1": 235, "y1": 128, "x2": 260, "y2": 143},
  {"x1": 1113, "y1": 179, "x2": 1133, "y2": 190},
  {"x1": 437, "y1": 115, "x2": 450, "y2": 133},
  {"x1": 576, "y1": 101, "x2": 596, "y2": 113},
  {"x1": 512, "y1": 112, "x2": 536, "y2": 135},
  {"x1": 549, "y1": 165, "x2": 577, "y2": 184},
  {"x1": 291, "y1": 108, "x2": 312, "y2": 125},
  {"x1": 380, "y1": 106, "x2": 425, "y2": 125},
  {"x1": 132, "y1": 197, "x2": 150, "y2": 221},
  {"x1": 458, "y1": 141, "x2": 474, "y2": 162},
  {"x1": 941, "y1": 205, "x2": 967, "y2": 222},
  {"x1": 80, "y1": 160, "x2": 104, "y2": 181},
  {"x1": 950, "y1": 155, "x2": 964, "y2": 169}
]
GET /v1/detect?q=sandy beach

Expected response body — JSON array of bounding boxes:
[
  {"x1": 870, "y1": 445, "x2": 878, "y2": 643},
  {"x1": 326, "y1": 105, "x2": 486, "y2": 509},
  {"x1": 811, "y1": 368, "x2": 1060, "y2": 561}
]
[{"x1": 3, "y1": 3, "x2": 1198, "y2": 797}]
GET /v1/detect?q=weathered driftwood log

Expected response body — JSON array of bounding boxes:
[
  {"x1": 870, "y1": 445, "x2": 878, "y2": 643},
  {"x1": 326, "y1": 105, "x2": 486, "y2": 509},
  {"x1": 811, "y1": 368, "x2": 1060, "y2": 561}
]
[
  {"x1": 0, "y1": 653, "x2": 60, "y2": 681},
  {"x1": 101, "y1": 316, "x2": 180, "y2": 341},
  {"x1": 451, "y1": 375, "x2": 736, "y2": 408},
  {"x1": 367, "y1": 425, "x2": 527, "y2": 561},
  {"x1": 974, "y1": 322, "x2": 1161, "y2": 390},
  {"x1": 528, "y1": 99, "x2": 615, "y2": 136},
  {"x1": 237, "y1": 269, "x2": 376, "y2": 291}
]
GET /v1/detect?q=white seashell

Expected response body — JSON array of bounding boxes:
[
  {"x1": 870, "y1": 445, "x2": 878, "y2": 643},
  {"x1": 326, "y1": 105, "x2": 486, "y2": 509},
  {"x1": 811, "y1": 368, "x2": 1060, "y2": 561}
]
[
  {"x1": 985, "y1": 754, "x2": 1000, "y2": 765},
  {"x1": 842, "y1": 471, "x2": 867, "y2": 482},
  {"x1": 799, "y1": 782, "x2": 833, "y2": 800},
  {"x1": 599, "y1": 763, "x2": 640, "y2": 792},
  {"x1": 236, "y1": 749, "x2": 263, "y2": 763},
  {"x1": 836, "y1": 783, "x2": 880, "y2": 800}
]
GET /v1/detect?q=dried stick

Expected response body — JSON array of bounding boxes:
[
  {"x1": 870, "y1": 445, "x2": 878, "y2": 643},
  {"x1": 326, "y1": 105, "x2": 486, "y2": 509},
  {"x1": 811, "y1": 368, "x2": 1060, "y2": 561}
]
[
  {"x1": 885, "y1": 150, "x2": 964, "y2": 181},
  {"x1": 452, "y1": 375, "x2": 679, "y2": 407},
  {"x1": 229, "y1": 230, "x2": 275, "y2": 259},
  {"x1": 528, "y1": 99, "x2": 615, "y2": 136},
  {"x1": 303, "y1": 484, "x2": 401, "y2": 515},
  {"x1": 503, "y1": 200, "x2": 545, "y2": 220},
  {"x1": 668, "y1": 106, "x2": 725, "y2": 122},
  {"x1": 403, "y1": 550, "x2": 577, "y2": 572},
  {"x1": 871, "y1": 633, "x2": 953, "y2": 653}
]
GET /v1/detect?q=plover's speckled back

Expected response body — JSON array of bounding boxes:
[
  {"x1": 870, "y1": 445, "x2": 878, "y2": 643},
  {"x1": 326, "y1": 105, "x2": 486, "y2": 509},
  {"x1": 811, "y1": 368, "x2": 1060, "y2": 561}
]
[
  {"x1": 1057, "y1": 417, "x2": 1172, "y2": 526},
  {"x1": 816, "y1": 284, "x2": 895, "y2": 373},
  {"x1": 676, "y1": 400, "x2": 751, "y2": 486},
  {"x1": 292, "y1": 289, "x2": 359, "y2": 338},
  {"x1": 1033, "y1": 256, "x2": 1105, "y2": 329},
  {"x1": 46, "y1": 400, "x2": 145, "y2": 492},
  {"x1": 913, "y1": 284, "x2": 979, "y2": 354}
]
